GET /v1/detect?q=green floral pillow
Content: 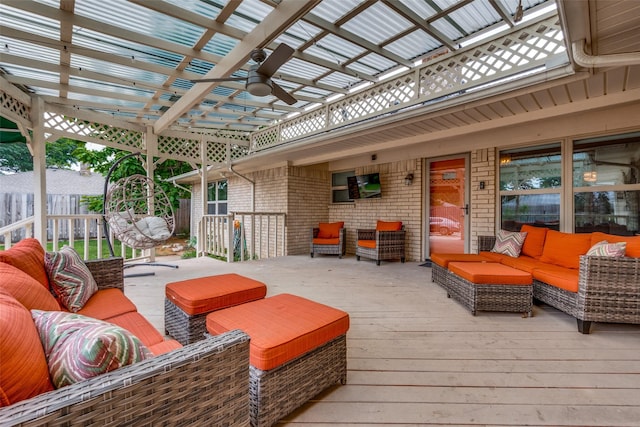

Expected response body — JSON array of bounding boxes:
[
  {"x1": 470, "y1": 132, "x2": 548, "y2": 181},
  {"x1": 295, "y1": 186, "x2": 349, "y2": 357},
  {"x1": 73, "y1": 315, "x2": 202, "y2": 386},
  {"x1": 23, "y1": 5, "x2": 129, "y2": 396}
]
[
  {"x1": 31, "y1": 310, "x2": 152, "y2": 388},
  {"x1": 45, "y1": 246, "x2": 98, "y2": 312}
]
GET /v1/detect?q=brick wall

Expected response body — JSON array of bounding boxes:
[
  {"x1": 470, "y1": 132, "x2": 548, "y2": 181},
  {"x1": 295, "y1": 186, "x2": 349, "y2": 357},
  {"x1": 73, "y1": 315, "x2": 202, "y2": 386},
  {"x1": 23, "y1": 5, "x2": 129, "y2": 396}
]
[{"x1": 470, "y1": 148, "x2": 496, "y2": 252}]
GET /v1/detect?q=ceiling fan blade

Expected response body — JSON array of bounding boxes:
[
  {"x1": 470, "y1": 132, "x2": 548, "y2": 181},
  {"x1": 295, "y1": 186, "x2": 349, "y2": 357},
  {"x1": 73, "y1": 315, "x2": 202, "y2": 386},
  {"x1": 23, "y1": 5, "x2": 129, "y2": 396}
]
[
  {"x1": 272, "y1": 82, "x2": 297, "y2": 105},
  {"x1": 256, "y1": 43, "x2": 294, "y2": 77},
  {"x1": 190, "y1": 77, "x2": 247, "y2": 83}
]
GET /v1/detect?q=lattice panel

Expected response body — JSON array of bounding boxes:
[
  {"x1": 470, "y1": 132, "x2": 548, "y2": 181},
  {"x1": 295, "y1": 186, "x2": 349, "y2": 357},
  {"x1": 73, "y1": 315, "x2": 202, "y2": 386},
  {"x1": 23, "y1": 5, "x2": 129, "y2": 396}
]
[
  {"x1": 44, "y1": 114, "x2": 143, "y2": 149},
  {"x1": 280, "y1": 108, "x2": 327, "y2": 142},
  {"x1": 231, "y1": 145, "x2": 249, "y2": 160},
  {"x1": 0, "y1": 89, "x2": 30, "y2": 122},
  {"x1": 206, "y1": 141, "x2": 228, "y2": 164},
  {"x1": 158, "y1": 135, "x2": 201, "y2": 161},
  {"x1": 248, "y1": 14, "x2": 566, "y2": 152},
  {"x1": 251, "y1": 127, "x2": 280, "y2": 151}
]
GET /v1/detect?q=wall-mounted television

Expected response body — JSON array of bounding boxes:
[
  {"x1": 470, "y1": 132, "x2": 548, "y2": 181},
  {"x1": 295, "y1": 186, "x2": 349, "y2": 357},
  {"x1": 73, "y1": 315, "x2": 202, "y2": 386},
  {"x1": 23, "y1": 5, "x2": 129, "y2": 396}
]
[{"x1": 347, "y1": 173, "x2": 381, "y2": 199}]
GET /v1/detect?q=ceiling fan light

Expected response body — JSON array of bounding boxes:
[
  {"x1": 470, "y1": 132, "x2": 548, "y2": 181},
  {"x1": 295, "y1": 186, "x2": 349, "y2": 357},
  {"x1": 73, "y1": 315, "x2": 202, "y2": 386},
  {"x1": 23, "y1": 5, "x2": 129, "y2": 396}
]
[{"x1": 247, "y1": 69, "x2": 273, "y2": 96}]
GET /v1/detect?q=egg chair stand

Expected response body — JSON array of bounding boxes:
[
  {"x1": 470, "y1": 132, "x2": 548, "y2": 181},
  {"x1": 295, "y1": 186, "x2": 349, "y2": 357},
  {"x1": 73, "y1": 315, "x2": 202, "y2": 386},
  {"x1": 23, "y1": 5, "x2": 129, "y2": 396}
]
[{"x1": 102, "y1": 152, "x2": 179, "y2": 277}]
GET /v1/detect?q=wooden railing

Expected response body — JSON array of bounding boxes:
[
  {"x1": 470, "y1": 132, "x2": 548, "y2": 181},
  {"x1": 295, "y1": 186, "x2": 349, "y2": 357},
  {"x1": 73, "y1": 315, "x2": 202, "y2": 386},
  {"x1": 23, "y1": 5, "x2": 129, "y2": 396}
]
[{"x1": 198, "y1": 212, "x2": 286, "y2": 262}]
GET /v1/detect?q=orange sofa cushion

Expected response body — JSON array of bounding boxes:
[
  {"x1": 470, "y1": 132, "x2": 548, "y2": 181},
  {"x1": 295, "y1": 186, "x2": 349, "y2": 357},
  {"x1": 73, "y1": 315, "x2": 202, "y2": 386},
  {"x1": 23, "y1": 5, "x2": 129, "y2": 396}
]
[
  {"x1": 520, "y1": 225, "x2": 548, "y2": 259},
  {"x1": 147, "y1": 339, "x2": 183, "y2": 356},
  {"x1": 0, "y1": 290, "x2": 54, "y2": 406},
  {"x1": 376, "y1": 220, "x2": 402, "y2": 231},
  {"x1": 539, "y1": 230, "x2": 592, "y2": 269},
  {"x1": 313, "y1": 237, "x2": 340, "y2": 245},
  {"x1": 533, "y1": 266, "x2": 579, "y2": 293},
  {"x1": 448, "y1": 262, "x2": 532, "y2": 285},
  {"x1": 106, "y1": 311, "x2": 166, "y2": 348},
  {"x1": 498, "y1": 255, "x2": 548, "y2": 274},
  {"x1": 166, "y1": 273, "x2": 267, "y2": 316},
  {"x1": 478, "y1": 251, "x2": 509, "y2": 263},
  {"x1": 317, "y1": 222, "x2": 344, "y2": 238},
  {"x1": 0, "y1": 263, "x2": 60, "y2": 311},
  {"x1": 206, "y1": 293, "x2": 349, "y2": 371},
  {"x1": 0, "y1": 238, "x2": 49, "y2": 289},
  {"x1": 590, "y1": 232, "x2": 640, "y2": 258},
  {"x1": 431, "y1": 253, "x2": 491, "y2": 268},
  {"x1": 357, "y1": 239, "x2": 376, "y2": 249},
  {"x1": 76, "y1": 288, "x2": 138, "y2": 321}
]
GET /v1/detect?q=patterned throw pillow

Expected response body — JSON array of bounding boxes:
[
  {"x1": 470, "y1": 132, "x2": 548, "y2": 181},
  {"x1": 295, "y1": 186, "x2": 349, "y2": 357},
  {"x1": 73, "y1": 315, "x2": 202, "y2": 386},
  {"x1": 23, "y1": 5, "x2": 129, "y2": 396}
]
[
  {"x1": 31, "y1": 310, "x2": 152, "y2": 389},
  {"x1": 586, "y1": 240, "x2": 626, "y2": 257},
  {"x1": 491, "y1": 230, "x2": 528, "y2": 258},
  {"x1": 45, "y1": 246, "x2": 98, "y2": 312}
]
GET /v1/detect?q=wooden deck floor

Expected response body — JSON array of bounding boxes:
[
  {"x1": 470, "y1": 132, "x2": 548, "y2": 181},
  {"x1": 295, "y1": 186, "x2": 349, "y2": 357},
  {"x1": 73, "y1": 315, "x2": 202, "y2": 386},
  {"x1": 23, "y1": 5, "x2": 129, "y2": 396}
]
[{"x1": 124, "y1": 255, "x2": 640, "y2": 426}]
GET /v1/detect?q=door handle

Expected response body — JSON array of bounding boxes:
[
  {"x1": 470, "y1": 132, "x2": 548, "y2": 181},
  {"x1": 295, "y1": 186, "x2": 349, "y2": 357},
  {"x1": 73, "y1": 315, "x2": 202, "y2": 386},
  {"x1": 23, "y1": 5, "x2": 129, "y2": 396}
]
[{"x1": 461, "y1": 204, "x2": 469, "y2": 215}]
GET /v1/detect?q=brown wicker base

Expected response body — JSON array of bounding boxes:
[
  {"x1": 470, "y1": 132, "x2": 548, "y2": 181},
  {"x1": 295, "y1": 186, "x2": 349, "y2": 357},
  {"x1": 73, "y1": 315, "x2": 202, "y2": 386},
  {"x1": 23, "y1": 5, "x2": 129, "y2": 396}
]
[
  {"x1": 446, "y1": 272, "x2": 533, "y2": 316},
  {"x1": 164, "y1": 299, "x2": 210, "y2": 345},
  {"x1": 249, "y1": 334, "x2": 347, "y2": 427},
  {"x1": 432, "y1": 263, "x2": 448, "y2": 288}
]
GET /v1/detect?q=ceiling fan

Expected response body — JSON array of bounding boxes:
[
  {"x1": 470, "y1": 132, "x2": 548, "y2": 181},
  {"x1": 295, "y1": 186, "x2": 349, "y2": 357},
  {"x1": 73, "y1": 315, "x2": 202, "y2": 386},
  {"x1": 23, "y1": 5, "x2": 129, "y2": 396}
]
[{"x1": 191, "y1": 43, "x2": 297, "y2": 105}]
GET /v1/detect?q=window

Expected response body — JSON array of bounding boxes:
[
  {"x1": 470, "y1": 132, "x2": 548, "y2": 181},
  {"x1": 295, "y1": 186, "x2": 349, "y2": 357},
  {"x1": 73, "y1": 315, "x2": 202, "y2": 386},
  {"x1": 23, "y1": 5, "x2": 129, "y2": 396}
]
[
  {"x1": 332, "y1": 170, "x2": 355, "y2": 203},
  {"x1": 498, "y1": 144, "x2": 562, "y2": 231},
  {"x1": 573, "y1": 132, "x2": 640, "y2": 235},
  {"x1": 207, "y1": 180, "x2": 228, "y2": 214}
]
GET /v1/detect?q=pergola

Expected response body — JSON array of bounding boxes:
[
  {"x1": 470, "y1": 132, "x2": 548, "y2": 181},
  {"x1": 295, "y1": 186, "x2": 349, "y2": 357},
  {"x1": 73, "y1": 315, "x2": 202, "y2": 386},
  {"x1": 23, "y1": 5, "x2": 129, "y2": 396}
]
[{"x1": 1, "y1": 0, "x2": 639, "y2": 242}]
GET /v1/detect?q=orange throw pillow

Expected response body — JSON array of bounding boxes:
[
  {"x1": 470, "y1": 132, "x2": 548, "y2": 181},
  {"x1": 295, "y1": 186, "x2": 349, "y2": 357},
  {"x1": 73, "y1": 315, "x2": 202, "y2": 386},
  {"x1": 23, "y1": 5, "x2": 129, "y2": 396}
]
[
  {"x1": 520, "y1": 225, "x2": 548, "y2": 259},
  {"x1": 0, "y1": 263, "x2": 60, "y2": 311},
  {"x1": 0, "y1": 289, "x2": 54, "y2": 406},
  {"x1": 0, "y1": 238, "x2": 49, "y2": 289},
  {"x1": 376, "y1": 220, "x2": 402, "y2": 231},
  {"x1": 591, "y1": 232, "x2": 640, "y2": 258},
  {"x1": 317, "y1": 222, "x2": 344, "y2": 239},
  {"x1": 539, "y1": 230, "x2": 592, "y2": 269}
]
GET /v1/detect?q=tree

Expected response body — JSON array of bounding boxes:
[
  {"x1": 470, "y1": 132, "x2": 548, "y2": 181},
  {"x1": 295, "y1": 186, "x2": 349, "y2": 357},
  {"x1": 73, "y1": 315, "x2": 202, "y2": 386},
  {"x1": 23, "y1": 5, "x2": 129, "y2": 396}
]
[
  {"x1": 74, "y1": 146, "x2": 192, "y2": 213},
  {"x1": 0, "y1": 138, "x2": 84, "y2": 172}
]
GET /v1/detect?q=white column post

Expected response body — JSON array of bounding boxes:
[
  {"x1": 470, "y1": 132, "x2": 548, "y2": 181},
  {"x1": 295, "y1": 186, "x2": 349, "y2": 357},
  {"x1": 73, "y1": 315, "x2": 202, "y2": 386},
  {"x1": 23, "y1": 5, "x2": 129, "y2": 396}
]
[{"x1": 30, "y1": 96, "x2": 47, "y2": 245}]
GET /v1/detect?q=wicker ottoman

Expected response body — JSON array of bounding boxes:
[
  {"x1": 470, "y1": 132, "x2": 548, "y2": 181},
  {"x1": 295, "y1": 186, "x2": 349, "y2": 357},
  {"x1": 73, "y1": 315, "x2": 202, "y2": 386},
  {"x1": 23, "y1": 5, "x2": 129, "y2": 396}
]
[
  {"x1": 206, "y1": 293, "x2": 350, "y2": 427},
  {"x1": 446, "y1": 262, "x2": 533, "y2": 316},
  {"x1": 165, "y1": 273, "x2": 267, "y2": 345},
  {"x1": 430, "y1": 253, "x2": 493, "y2": 288}
]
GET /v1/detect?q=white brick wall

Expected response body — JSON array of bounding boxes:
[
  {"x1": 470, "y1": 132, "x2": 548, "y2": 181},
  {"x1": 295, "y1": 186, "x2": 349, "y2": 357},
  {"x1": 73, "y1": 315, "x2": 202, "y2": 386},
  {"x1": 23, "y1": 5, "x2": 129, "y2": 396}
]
[{"x1": 470, "y1": 148, "x2": 496, "y2": 252}]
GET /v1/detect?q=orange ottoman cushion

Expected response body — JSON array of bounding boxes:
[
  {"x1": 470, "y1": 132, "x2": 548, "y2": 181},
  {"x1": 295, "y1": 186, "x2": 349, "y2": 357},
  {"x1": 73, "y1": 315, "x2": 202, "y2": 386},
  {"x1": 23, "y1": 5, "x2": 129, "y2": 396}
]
[
  {"x1": 448, "y1": 262, "x2": 532, "y2": 285},
  {"x1": 166, "y1": 273, "x2": 267, "y2": 316},
  {"x1": 206, "y1": 293, "x2": 350, "y2": 371},
  {"x1": 431, "y1": 253, "x2": 491, "y2": 268}
]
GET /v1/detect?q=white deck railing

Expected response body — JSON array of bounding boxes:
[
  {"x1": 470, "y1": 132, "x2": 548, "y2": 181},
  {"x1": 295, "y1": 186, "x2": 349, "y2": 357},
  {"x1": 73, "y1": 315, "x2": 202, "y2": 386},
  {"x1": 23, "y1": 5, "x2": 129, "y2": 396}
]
[
  {"x1": 1, "y1": 214, "x2": 154, "y2": 261},
  {"x1": 198, "y1": 212, "x2": 286, "y2": 262}
]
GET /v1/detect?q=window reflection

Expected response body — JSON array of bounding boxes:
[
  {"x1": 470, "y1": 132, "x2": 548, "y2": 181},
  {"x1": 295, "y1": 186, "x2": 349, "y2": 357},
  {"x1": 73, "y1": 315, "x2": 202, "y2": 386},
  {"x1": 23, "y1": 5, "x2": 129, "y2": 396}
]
[
  {"x1": 501, "y1": 194, "x2": 560, "y2": 231},
  {"x1": 575, "y1": 191, "x2": 639, "y2": 235}
]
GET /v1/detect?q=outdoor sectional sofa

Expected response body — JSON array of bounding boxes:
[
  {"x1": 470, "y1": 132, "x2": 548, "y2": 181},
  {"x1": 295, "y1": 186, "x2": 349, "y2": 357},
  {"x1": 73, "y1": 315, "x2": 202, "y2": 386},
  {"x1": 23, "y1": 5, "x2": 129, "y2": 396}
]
[
  {"x1": 0, "y1": 239, "x2": 250, "y2": 426},
  {"x1": 438, "y1": 225, "x2": 640, "y2": 334}
]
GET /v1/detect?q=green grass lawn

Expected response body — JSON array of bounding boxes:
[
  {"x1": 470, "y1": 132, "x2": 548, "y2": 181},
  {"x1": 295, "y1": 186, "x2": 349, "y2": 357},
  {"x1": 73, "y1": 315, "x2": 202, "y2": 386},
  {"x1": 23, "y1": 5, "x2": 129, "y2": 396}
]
[{"x1": 44, "y1": 239, "x2": 134, "y2": 259}]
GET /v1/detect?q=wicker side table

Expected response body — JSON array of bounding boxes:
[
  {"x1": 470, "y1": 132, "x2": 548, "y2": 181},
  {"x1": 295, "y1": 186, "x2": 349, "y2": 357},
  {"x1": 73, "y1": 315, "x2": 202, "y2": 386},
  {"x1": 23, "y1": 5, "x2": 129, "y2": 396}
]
[{"x1": 446, "y1": 262, "x2": 533, "y2": 316}]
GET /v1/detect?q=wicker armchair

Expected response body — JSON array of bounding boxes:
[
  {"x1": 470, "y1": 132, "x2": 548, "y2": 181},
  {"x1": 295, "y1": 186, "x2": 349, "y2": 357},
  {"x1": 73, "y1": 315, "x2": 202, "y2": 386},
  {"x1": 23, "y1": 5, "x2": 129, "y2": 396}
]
[
  {"x1": 310, "y1": 222, "x2": 346, "y2": 258},
  {"x1": 0, "y1": 257, "x2": 251, "y2": 426},
  {"x1": 479, "y1": 235, "x2": 640, "y2": 334},
  {"x1": 356, "y1": 223, "x2": 406, "y2": 266}
]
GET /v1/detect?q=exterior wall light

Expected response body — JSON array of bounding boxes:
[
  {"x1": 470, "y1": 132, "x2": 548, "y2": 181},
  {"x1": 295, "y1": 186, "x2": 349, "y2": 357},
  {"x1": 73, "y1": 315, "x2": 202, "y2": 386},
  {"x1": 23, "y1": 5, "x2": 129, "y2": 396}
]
[{"x1": 404, "y1": 173, "x2": 414, "y2": 186}]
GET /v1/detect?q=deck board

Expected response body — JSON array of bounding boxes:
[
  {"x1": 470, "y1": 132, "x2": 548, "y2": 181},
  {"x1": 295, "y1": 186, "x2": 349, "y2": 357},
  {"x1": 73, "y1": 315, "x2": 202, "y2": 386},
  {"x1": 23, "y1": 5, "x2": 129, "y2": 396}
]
[{"x1": 124, "y1": 255, "x2": 640, "y2": 426}]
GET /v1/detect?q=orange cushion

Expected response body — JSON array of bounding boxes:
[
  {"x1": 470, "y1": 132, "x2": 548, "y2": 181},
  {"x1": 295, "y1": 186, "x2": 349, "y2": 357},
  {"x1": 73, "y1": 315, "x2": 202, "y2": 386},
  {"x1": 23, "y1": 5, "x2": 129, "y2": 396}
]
[
  {"x1": 317, "y1": 222, "x2": 344, "y2": 239},
  {"x1": 431, "y1": 253, "x2": 491, "y2": 268},
  {"x1": 148, "y1": 339, "x2": 183, "y2": 356},
  {"x1": 376, "y1": 220, "x2": 402, "y2": 231},
  {"x1": 0, "y1": 289, "x2": 54, "y2": 406},
  {"x1": 520, "y1": 225, "x2": 548, "y2": 259},
  {"x1": 206, "y1": 294, "x2": 349, "y2": 371},
  {"x1": 0, "y1": 263, "x2": 60, "y2": 311},
  {"x1": 313, "y1": 237, "x2": 340, "y2": 245},
  {"x1": 76, "y1": 288, "x2": 138, "y2": 321},
  {"x1": 533, "y1": 266, "x2": 579, "y2": 293},
  {"x1": 0, "y1": 238, "x2": 49, "y2": 289},
  {"x1": 166, "y1": 273, "x2": 267, "y2": 316},
  {"x1": 539, "y1": 230, "x2": 592, "y2": 269},
  {"x1": 106, "y1": 312, "x2": 165, "y2": 348},
  {"x1": 448, "y1": 262, "x2": 532, "y2": 285},
  {"x1": 357, "y1": 239, "x2": 376, "y2": 249},
  {"x1": 591, "y1": 232, "x2": 640, "y2": 258},
  {"x1": 499, "y1": 255, "x2": 548, "y2": 274},
  {"x1": 478, "y1": 251, "x2": 509, "y2": 263}
]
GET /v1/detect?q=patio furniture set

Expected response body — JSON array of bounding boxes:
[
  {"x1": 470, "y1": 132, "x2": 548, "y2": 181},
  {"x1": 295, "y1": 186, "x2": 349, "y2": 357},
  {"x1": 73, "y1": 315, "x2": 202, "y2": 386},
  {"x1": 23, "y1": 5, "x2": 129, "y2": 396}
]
[
  {"x1": 431, "y1": 225, "x2": 640, "y2": 333},
  {"x1": 0, "y1": 238, "x2": 350, "y2": 427},
  {"x1": 311, "y1": 220, "x2": 406, "y2": 265}
]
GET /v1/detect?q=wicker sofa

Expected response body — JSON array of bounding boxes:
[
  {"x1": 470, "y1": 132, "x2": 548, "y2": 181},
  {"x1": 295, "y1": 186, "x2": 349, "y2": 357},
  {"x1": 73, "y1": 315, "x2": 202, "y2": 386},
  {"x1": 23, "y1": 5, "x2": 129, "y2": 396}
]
[
  {"x1": 476, "y1": 227, "x2": 640, "y2": 334},
  {"x1": 0, "y1": 240, "x2": 251, "y2": 426}
]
